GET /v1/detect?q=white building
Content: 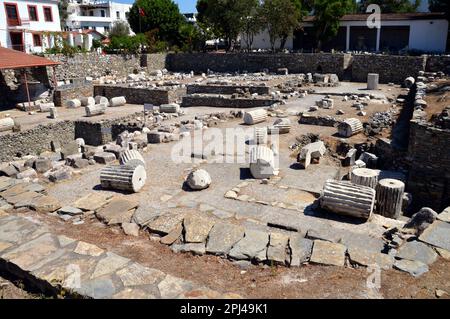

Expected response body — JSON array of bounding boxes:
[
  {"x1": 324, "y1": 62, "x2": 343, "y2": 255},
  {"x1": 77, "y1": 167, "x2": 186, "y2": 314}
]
[
  {"x1": 65, "y1": 0, "x2": 133, "y2": 35},
  {"x1": 0, "y1": 0, "x2": 61, "y2": 53},
  {"x1": 243, "y1": 13, "x2": 449, "y2": 53}
]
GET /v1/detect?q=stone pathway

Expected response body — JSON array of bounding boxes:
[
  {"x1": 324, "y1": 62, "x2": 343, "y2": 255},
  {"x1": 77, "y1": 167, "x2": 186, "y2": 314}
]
[{"x1": 0, "y1": 213, "x2": 239, "y2": 299}]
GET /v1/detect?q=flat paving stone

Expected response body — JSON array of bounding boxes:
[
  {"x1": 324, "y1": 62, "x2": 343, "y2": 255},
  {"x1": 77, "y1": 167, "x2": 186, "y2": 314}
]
[
  {"x1": 29, "y1": 195, "x2": 62, "y2": 213},
  {"x1": 73, "y1": 193, "x2": 113, "y2": 211},
  {"x1": 58, "y1": 206, "x2": 83, "y2": 216},
  {"x1": 206, "y1": 222, "x2": 245, "y2": 255},
  {"x1": 397, "y1": 240, "x2": 438, "y2": 265},
  {"x1": 112, "y1": 287, "x2": 159, "y2": 299},
  {"x1": 147, "y1": 212, "x2": 186, "y2": 235},
  {"x1": 74, "y1": 241, "x2": 105, "y2": 257},
  {"x1": 437, "y1": 207, "x2": 450, "y2": 223},
  {"x1": 310, "y1": 240, "x2": 347, "y2": 267},
  {"x1": 419, "y1": 221, "x2": 450, "y2": 251},
  {"x1": 228, "y1": 229, "x2": 269, "y2": 262},
  {"x1": 96, "y1": 198, "x2": 139, "y2": 225},
  {"x1": 160, "y1": 223, "x2": 183, "y2": 245},
  {"x1": 183, "y1": 214, "x2": 215, "y2": 243},
  {"x1": 78, "y1": 277, "x2": 117, "y2": 299},
  {"x1": 267, "y1": 232, "x2": 289, "y2": 264},
  {"x1": 133, "y1": 206, "x2": 163, "y2": 227},
  {"x1": 394, "y1": 259, "x2": 429, "y2": 277},
  {"x1": 91, "y1": 252, "x2": 130, "y2": 279},
  {"x1": 348, "y1": 247, "x2": 394, "y2": 269},
  {"x1": 289, "y1": 235, "x2": 313, "y2": 266},
  {"x1": 157, "y1": 274, "x2": 194, "y2": 299},
  {"x1": 117, "y1": 263, "x2": 166, "y2": 287},
  {"x1": 6, "y1": 191, "x2": 43, "y2": 206}
]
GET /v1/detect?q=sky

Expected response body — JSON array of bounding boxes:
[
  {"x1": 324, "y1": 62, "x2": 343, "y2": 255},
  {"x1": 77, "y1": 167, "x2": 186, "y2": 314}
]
[{"x1": 116, "y1": 0, "x2": 198, "y2": 13}]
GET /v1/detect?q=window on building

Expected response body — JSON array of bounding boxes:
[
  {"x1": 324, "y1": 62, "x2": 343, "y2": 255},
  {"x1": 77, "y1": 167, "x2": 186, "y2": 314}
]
[
  {"x1": 5, "y1": 3, "x2": 21, "y2": 26},
  {"x1": 43, "y1": 6, "x2": 53, "y2": 22},
  {"x1": 33, "y1": 34, "x2": 42, "y2": 47},
  {"x1": 104, "y1": 26, "x2": 110, "y2": 32},
  {"x1": 89, "y1": 11, "x2": 94, "y2": 16},
  {"x1": 116, "y1": 11, "x2": 120, "y2": 19},
  {"x1": 101, "y1": 10, "x2": 105, "y2": 17},
  {"x1": 28, "y1": 5, "x2": 38, "y2": 21}
]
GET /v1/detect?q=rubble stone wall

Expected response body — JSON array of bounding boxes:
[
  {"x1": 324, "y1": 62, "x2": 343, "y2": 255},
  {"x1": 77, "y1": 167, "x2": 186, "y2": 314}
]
[
  {"x1": 0, "y1": 121, "x2": 75, "y2": 162},
  {"x1": 75, "y1": 112, "x2": 145, "y2": 146},
  {"x1": 186, "y1": 85, "x2": 270, "y2": 95},
  {"x1": 351, "y1": 55, "x2": 426, "y2": 83},
  {"x1": 166, "y1": 53, "x2": 349, "y2": 78},
  {"x1": 181, "y1": 96, "x2": 279, "y2": 108},
  {"x1": 53, "y1": 83, "x2": 94, "y2": 106},
  {"x1": 141, "y1": 53, "x2": 168, "y2": 72},
  {"x1": 407, "y1": 120, "x2": 450, "y2": 211},
  {"x1": 93, "y1": 85, "x2": 185, "y2": 105},
  {"x1": 45, "y1": 53, "x2": 143, "y2": 81},
  {"x1": 426, "y1": 55, "x2": 450, "y2": 74}
]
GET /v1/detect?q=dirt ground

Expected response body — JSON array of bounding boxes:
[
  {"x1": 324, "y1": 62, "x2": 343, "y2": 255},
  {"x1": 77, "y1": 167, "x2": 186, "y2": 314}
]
[
  {"x1": 0, "y1": 275, "x2": 40, "y2": 299},
  {"x1": 9, "y1": 210, "x2": 447, "y2": 300}
]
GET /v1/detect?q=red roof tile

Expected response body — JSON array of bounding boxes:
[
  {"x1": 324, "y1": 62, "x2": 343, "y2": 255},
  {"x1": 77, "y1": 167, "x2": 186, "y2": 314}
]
[{"x1": 0, "y1": 46, "x2": 60, "y2": 70}]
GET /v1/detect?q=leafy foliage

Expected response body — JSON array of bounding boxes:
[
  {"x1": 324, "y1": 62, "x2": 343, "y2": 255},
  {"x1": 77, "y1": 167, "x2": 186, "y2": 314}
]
[
  {"x1": 109, "y1": 20, "x2": 131, "y2": 38},
  {"x1": 105, "y1": 34, "x2": 148, "y2": 54},
  {"x1": 127, "y1": 0, "x2": 184, "y2": 45},
  {"x1": 358, "y1": 0, "x2": 421, "y2": 13},
  {"x1": 429, "y1": 0, "x2": 450, "y2": 20}
]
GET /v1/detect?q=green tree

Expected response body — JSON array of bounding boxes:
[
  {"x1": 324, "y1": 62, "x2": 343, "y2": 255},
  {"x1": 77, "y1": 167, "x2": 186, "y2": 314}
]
[
  {"x1": 178, "y1": 23, "x2": 205, "y2": 52},
  {"x1": 106, "y1": 34, "x2": 148, "y2": 54},
  {"x1": 429, "y1": 0, "x2": 450, "y2": 19},
  {"x1": 58, "y1": 0, "x2": 69, "y2": 29},
  {"x1": 127, "y1": 0, "x2": 184, "y2": 44},
  {"x1": 312, "y1": 0, "x2": 356, "y2": 51},
  {"x1": 261, "y1": 0, "x2": 304, "y2": 51},
  {"x1": 358, "y1": 0, "x2": 421, "y2": 13},
  {"x1": 196, "y1": 0, "x2": 260, "y2": 51},
  {"x1": 109, "y1": 20, "x2": 131, "y2": 38},
  {"x1": 241, "y1": 5, "x2": 264, "y2": 51}
]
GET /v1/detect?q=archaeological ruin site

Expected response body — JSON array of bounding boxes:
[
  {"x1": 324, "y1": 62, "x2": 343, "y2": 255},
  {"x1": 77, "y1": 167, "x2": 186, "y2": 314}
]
[{"x1": 0, "y1": 50, "x2": 449, "y2": 300}]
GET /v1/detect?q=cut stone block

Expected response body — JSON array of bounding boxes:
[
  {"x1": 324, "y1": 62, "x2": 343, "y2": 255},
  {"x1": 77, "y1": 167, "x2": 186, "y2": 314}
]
[
  {"x1": 289, "y1": 235, "x2": 313, "y2": 266},
  {"x1": 267, "y1": 232, "x2": 289, "y2": 265},
  {"x1": 228, "y1": 229, "x2": 269, "y2": 262},
  {"x1": 183, "y1": 214, "x2": 215, "y2": 243},
  {"x1": 397, "y1": 240, "x2": 438, "y2": 265},
  {"x1": 94, "y1": 152, "x2": 116, "y2": 164},
  {"x1": 206, "y1": 222, "x2": 245, "y2": 255},
  {"x1": 96, "y1": 198, "x2": 139, "y2": 225},
  {"x1": 419, "y1": 221, "x2": 450, "y2": 252},
  {"x1": 73, "y1": 192, "x2": 112, "y2": 211},
  {"x1": 394, "y1": 259, "x2": 429, "y2": 277},
  {"x1": 310, "y1": 240, "x2": 347, "y2": 267}
]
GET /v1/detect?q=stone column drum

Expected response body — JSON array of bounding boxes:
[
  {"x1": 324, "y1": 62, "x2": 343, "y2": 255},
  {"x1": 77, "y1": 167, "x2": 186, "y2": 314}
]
[
  {"x1": 109, "y1": 96, "x2": 127, "y2": 107},
  {"x1": 367, "y1": 73, "x2": 379, "y2": 90},
  {"x1": 100, "y1": 164, "x2": 147, "y2": 193},
  {"x1": 119, "y1": 150, "x2": 146, "y2": 167},
  {"x1": 85, "y1": 104, "x2": 107, "y2": 117},
  {"x1": 244, "y1": 109, "x2": 268, "y2": 125},
  {"x1": 249, "y1": 145, "x2": 276, "y2": 179},
  {"x1": 338, "y1": 118, "x2": 363, "y2": 137},
  {"x1": 321, "y1": 179, "x2": 376, "y2": 220},
  {"x1": 376, "y1": 178, "x2": 405, "y2": 219},
  {"x1": 350, "y1": 168, "x2": 379, "y2": 189}
]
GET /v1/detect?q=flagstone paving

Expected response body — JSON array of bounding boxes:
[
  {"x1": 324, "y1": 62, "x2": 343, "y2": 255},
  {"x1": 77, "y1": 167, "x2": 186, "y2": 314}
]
[{"x1": 0, "y1": 213, "x2": 238, "y2": 299}]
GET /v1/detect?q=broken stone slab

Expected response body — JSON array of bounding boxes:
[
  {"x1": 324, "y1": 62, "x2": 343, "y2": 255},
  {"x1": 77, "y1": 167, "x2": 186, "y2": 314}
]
[
  {"x1": 171, "y1": 243, "x2": 206, "y2": 255},
  {"x1": 289, "y1": 235, "x2": 313, "y2": 267},
  {"x1": 394, "y1": 259, "x2": 429, "y2": 277},
  {"x1": 298, "y1": 141, "x2": 326, "y2": 168},
  {"x1": 48, "y1": 167, "x2": 72, "y2": 182},
  {"x1": 397, "y1": 240, "x2": 438, "y2": 265},
  {"x1": 437, "y1": 207, "x2": 450, "y2": 223},
  {"x1": 185, "y1": 169, "x2": 211, "y2": 191},
  {"x1": 58, "y1": 206, "x2": 83, "y2": 216},
  {"x1": 183, "y1": 214, "x2": 215, "y2": 243},
  {"x1": 160, "y1": 223, "x2": 183, "y2": 245},
  {"x1": 147, "y1": 212, "x2": 185, "y2": 236},
  {"x1": 343, "y1": 148, "x2": 357, "y2": 167},
  {"x1": 0, "y1": 164, "x2": 19, "y2": 178},
  {"x1": 267, "y1": 232, "x2": 289, "y2": 265},
  {"x1": 60, "y1": 141, "x2": 80, "y2": 160},
  {"x1": 418, "y1": 220, "x2": 450, "y2": 251},
  {"x1": 73, "y1": 192, "x2": 112, "y2": 211},
  {"x1": 359, "y1": 152, "x2": 378, "y2": 168},
  {"x1": 228, "y1": 229, "x2": 269, "y2": 262},
  {"x1": 94, "y1": 152, "x2": 116, "y2": 164},
  {"x1": 72, "y1": 158, "x2": 89, "y2": 169},
  {"x1": 29, "y1": 195, "x2": 62, "y2": 213},
  {"x1": 132, "y1": 207, "x2": 162, "y2": 227},
  {"x1": 16, "y1": 168, "x2": 37, "y2": 180},
  {"x1": 96, "y1": 198, "x2": 139, "y2": 225},
  {"x1": 206, "y1": 222, "x2": 245, "y2": 255},
  {"x1": 121, "y1": 222, "x2": 140, "y2": 237},
  {"x1": 347, "y1": 247, "x2": 394, "y2": 269},
  {"x1": 310, "y1": 240, "x2": 347, "y2": 267},
  {"x1": 34, "y1": 158, "x2": 52, "y2": 174}
]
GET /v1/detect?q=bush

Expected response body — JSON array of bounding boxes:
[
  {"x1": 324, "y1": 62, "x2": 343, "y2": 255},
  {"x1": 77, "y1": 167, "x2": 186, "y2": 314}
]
[{"x1": 104, "y1": 34, "x2": 148, "y2": 54}]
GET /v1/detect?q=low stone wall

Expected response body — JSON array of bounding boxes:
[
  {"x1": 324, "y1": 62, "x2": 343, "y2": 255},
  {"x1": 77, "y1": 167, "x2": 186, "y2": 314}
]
[
  {"x1": 141, "y1": 53, "x2": 168, "y2": 72},
  {"x1": 74, "y1": 112, "x2": 145, "y2": 146},
  {"x1": 53, "y1": 83, "x2": 94, "y2": 106},
  {"x1": 93, "y1": 85, "x2": 185, "y2": 106},
  {"x1": 45, "y1": 53, "x2": 143, "y2": 82},
  {"x1": 166, "y1": 53, "x2": 349, "y2": 78},
  {"x1": 299, "y1": 114, "x2": 339, "y2": 127},
  {"x1": 407, "y1": 120, "x2": 450, "y2": 211},
  {"x1": 182, "y1": 96, "x2": 279, "y2": 108},
  {"x1": 426, "y1": 55, "x2": 450, "y2": 74},
  {"x1": 0, "y1": 121, "x2": 75, "y2": 162},
  {"x1": 186, "y1": 84, "x2": 270, "y2": 95},
  {"x1": 351, "y1": 55, "x2": 426, "y2": 84}
]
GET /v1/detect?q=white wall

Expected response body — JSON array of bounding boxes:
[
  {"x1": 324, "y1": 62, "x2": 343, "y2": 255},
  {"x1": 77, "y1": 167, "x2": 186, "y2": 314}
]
[
  {"x1": 0, "y1": 0, "x2": 61, "y2": 53},
  {"x1": 244, "y1": 18, "x2": 448, "y2": 53}
]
